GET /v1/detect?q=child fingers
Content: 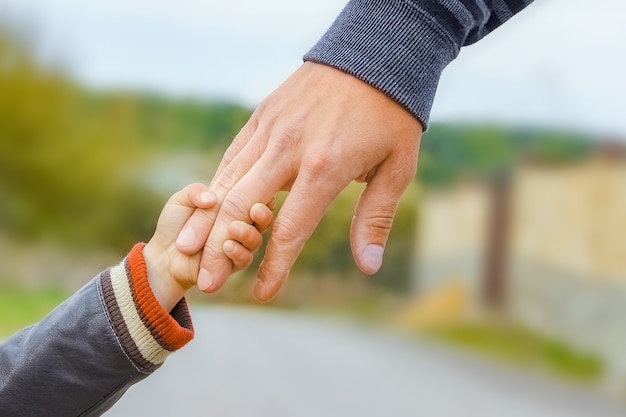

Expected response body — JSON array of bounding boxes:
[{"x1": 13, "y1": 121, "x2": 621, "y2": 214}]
[
  {"x1": 223, "y1": 240, "x2": 254, "y2": 271},
  {"x1": 250, "y1": 202, "x2": 273, "y2": 233},
  {"x1": 172, "y1": 183, "x2": 216, "y2": 209},
  {"x1": 229, "y1": 220, "x2": 263, "y2": 252}
]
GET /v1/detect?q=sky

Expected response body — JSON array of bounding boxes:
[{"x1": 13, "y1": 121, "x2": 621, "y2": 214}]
[{"x1": 2, "y1": 0, "x2": 626, "y2": 139}]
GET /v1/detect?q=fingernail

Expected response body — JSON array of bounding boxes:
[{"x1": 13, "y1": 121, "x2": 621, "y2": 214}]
[
  {"x1": 362, "y1": 244, "x2": 384, "y2": 273},
  {"x1": 176, "y1": 228, "x2": 195, "y2": 248},
  {"x1": 253, "y1": 279, "x2": 267, "y2": 302},
  {"x1": 197, "y1": 269, "x2": 213, "y2": 292}
]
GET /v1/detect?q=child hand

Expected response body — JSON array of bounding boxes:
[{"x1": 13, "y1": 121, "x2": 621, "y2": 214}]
[{"x1": 143, "y1": 183, "x2": 273, "y2": 311}]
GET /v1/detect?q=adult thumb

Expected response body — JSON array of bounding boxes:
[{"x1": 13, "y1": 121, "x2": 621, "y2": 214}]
[{"x1": 350, "y1": 165, "x2": 414, "y2": 275}]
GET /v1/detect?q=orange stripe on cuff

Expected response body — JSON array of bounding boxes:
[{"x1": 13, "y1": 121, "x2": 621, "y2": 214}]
[{"x1": 126, "y1": 243, "x2": 194, "y2": 352}]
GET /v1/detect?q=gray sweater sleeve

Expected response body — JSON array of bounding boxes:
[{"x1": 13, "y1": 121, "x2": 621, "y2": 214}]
[{"x1": 304, "y1": 0, "x2": 534, "y2": 129}]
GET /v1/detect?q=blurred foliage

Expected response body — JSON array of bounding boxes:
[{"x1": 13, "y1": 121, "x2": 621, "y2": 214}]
[
  {"x1": 0, "y1": 27, "x2": 161, "y2": 251},
  {"x1": 83, "y1": 93, "x2": 252, "y2": 151},
  {"x1": 427, "y1": 322, "x2": 604, "y2": 383},
  {"x1": 0, "y1": 28, "x2": 248, "y2": 253},
  {"x1": 420, "y1": 124, "x2": 593, "y2": 186}
]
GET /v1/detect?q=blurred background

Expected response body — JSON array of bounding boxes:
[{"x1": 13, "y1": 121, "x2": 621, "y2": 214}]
[{"x1": 1, "y1": 0, "x2": 626, "y2": 415}]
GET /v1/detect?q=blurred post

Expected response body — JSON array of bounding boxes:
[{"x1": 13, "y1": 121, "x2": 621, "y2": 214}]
[{"x1": 483, "y1": 173, "x2": 512, "y2": 310}]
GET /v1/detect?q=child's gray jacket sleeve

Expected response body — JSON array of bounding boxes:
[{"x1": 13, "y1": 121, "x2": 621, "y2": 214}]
[{"x1": 0, "y1": 243, "x2": 194, "y2": 416}]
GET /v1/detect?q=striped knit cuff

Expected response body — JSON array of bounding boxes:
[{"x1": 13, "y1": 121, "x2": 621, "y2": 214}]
[
  {"x1": 304, "y1": 0, "x2": 459, "y2": 129},
  {"x1": 100, "y1": 243, "x2": 194, "y2": 373}
]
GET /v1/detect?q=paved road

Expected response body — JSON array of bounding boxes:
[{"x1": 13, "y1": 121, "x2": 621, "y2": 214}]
[{"x1": 106, "y1": 306, "x2": 625, "y2": 417}]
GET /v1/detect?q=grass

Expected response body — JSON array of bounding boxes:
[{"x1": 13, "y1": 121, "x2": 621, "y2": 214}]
[
  {"x1": 0, "y1": 287, "x2": 68, "y2": 338},
  {"x1": 426, "y1": 322, "x2": 605, "y2": 383}
]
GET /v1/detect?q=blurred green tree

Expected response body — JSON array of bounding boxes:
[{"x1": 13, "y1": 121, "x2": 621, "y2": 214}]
[
  {"x1": 0, "y1": 28, "x2": 161, "y2": 252},
  {"x1": 420, "y1": 124, "x2": 592, "y2": 186}
]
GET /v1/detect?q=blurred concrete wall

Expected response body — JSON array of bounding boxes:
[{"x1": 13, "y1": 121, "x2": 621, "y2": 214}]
[
  {"x1": 414, "y1": 182, "x2": 489, "y2": 309},
  {"x1": 415, "y1": 151, "x2": 626, "y2": 365},
  {"x1": 508, "y1": 153, "x2": 626, "y2": 374}
]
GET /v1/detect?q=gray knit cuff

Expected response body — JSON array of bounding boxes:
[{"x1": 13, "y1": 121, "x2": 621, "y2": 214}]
[{"x1": 304, "y1": 0, "x2": 460, "y2": 129}]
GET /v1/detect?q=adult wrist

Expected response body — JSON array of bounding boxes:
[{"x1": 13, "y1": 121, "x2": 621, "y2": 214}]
[{"x1": 304, "y1": 0, "x2": 460, "y2": 130}]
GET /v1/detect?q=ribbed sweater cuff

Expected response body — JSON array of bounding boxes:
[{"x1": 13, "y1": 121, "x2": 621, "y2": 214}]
[
  {"x1": 100, "y1": 243, "x2": 194, "y2": 373},
  {"x1": 304, "y1": 0, "x2": 460, "y2": 129}
]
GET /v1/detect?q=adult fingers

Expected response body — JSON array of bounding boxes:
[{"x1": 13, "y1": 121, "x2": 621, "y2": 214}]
[
  {"x1": 211, "y1": 117, "x2": 258, "y2": 185},
  {"x1": 176, "y1": 129, "x2": 266, "y2": 255},
  {"x1": 254, "y1": 170, "x2": 348, "y2": 302},
  {"x1": 350, "y1": 154, "x2": 418, "y2": 274},
  {"x1": 210, "y1": 125, "x2": 270, "y2": 198},
  {"x1": 196, "y1": 152, "x2": 290, "y2": 293}
]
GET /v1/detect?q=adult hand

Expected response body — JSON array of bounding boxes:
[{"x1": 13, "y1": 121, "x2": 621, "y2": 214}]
[{"x1": 176, "y1": 61, "x2": 422, "y2": 301}]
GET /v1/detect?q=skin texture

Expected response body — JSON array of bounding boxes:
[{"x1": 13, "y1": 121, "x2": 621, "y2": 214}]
[
  {"x1": 143, "y1": 183, "x2": 273, "y2": 312},
  {"x1": 176, "y1": 62, "x2": 423, "y2": 302}
]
